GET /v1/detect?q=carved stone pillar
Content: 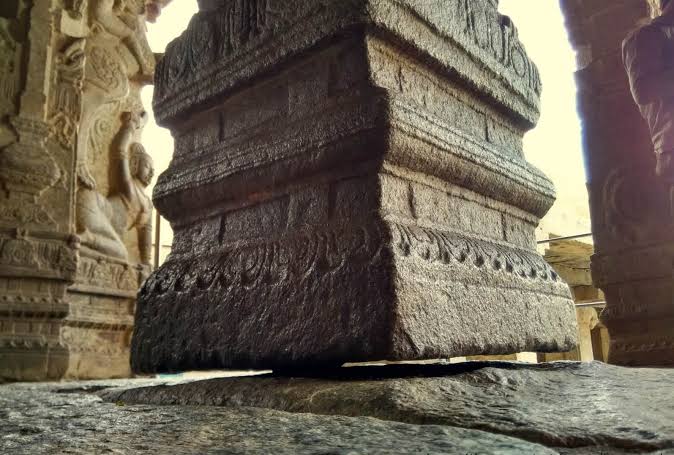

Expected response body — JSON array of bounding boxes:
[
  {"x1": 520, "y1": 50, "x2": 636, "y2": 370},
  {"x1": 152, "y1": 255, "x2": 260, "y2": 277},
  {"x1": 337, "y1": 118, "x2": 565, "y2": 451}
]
[
  {"x1": 560, "y1": 0, "x2": 674, "y2": 366},
  {"x1": 0, "y1": 0, "x2": 164, "y2": 381},
  {"x1": 131, "y1": 0, "x2": 578, "y2": 372}
]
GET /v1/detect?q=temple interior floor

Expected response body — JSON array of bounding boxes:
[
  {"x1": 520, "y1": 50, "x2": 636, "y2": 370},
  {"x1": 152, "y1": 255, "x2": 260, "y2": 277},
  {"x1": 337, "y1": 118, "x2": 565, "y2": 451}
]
[{"x1": 1, "y1": 361, "x2": 673, "y2": 454}]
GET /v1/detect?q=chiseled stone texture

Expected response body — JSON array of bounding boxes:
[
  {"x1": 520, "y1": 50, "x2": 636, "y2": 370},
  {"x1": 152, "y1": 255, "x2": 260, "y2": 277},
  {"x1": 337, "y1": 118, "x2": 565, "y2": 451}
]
[
  {"x1": 132, "y1": 0, "x2": 577, "y2": 372},
  {"x1": 105, "y1": 362, "x2": 674, "y2": 454},
  {"x1": 0, "y1": 381, "x2": 558, "y2": 455}
]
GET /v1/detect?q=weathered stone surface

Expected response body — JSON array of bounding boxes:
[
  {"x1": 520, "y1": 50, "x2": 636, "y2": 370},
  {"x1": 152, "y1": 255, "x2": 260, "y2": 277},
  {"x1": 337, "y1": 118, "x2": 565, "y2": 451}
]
[
  {"x1": 0, "y1": 379, "x2": 559, "y2": 455},
  {"x1": 133, "y1": 0, "x2": 577, "y2": 372},
  {"x1": 105, "y1": 362, "x2": 674, "y2": 454}
]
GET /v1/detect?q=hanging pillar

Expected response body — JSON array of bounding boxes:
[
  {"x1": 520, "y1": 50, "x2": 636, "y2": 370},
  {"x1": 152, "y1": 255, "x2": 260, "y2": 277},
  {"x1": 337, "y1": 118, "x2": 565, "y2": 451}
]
[{"x1": 131, "y1": 0, "x2": 578, "y2": 372}]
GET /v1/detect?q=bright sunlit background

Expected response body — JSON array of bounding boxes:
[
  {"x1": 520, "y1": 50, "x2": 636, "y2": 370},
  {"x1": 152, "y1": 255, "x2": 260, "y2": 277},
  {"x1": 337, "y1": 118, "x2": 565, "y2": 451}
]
[
  {"x1": 142, "y1": 1, "x2": 591, "y2": 264},
  {"x1": 499, "y1": 0, "x2": 591, "y2": 240}
]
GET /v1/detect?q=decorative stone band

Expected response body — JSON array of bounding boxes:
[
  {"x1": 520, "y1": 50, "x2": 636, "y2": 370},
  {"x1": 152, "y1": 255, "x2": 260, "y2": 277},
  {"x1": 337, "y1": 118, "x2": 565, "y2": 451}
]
[
  {"x1": 132, "y1": 219, "x2": 574, "y2": 371},
  {"x1": 72, "y1": 248, "x2": 147, "y2": 298},
  {"x1": 0, "y1": 295, "x2": 69, "y2": 319},
  {"x1": 611, "y1": 339, "x2": 674, "y2": 354},
  {"x1": 591, "y1": 243, "x2": 674, "y2": 288},
  {"x1": 0, "y1": 339, "x2": 70, "y2": 351},
  {"x1": 0, "y1": 332, "x2": 131, "y2": 356},
  {"x1": 153, "y1": 94, "x2": 554, "y2": 223},
  {"x1": 0, "y1": 233, "x2": 77, "y2": 281},
  {"x1": 393, "y1": 223, "x2": 563, "y2": 286},
  {"x1": 154, "y1": 0, "x2": 540, "y2": 127},
  {"x1": 145, "y1": 221, "x2": 568, "y2": 300}
]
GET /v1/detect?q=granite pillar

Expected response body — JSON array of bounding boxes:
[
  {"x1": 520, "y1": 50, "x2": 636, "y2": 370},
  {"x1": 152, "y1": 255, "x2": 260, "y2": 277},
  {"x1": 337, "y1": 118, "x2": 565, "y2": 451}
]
[{"x1": 131, "y1": 0, "x2": 578, "y2": 372}]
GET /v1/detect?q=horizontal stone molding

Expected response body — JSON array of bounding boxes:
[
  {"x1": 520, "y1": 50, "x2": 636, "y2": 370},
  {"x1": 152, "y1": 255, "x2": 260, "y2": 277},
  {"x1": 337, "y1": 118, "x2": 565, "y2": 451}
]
[
  {"x1": 154, "y1": 221, "x2": 566, "y2": 296},
  {"x1": 154, "y1": 0, "x2": 540, "y2": 126},
  {"x1": 73, "y1": 249, "x2": 147, "y2": 297},
  {"x1": 0, "y1": 234, "x2": 77, "y2": 282},
  {"x1": 153, "y1": 94, "x2": 554, "y2": 222},
  {"x1": 591, "y1": 243, "x2": 674, "y2": 287}
]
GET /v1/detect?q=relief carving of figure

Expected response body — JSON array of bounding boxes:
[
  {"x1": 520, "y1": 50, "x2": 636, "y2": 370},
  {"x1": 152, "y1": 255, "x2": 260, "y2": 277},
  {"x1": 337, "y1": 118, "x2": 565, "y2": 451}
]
[
  {"x1": 76, "y1": 0, "x2": 154, "y2": 190},
  {"x1": 0, "y1": 16, "x2": 19, "y2": 150},
  {"x1": 77, "y1": 111, "x2": 154, "y2": 265},
  {"x1": 623, "y1": 0, "x2": 674, "y2": 188},
  {"x1": 68, "y1": 0, "x2": 89, "y2": 20}
]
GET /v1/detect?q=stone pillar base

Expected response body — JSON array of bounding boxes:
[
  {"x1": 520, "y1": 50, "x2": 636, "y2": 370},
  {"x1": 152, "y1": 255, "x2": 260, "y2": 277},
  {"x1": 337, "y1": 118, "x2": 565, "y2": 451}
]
[
  {"x1": 133, "y1": 199, "x2": 576, "y2": 372},
  {"x1": 1, "y1": 248, "x2": 139, "y2": 381}
]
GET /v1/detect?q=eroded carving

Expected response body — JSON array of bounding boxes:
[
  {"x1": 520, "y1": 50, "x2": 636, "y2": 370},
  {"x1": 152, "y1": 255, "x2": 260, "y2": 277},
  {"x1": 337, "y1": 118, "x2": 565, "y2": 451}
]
[
  {"x1": 0, "y1": 18, "x2": 19, "y2": 113},
  {"x1": 77, "y1": 111, "x2": 154, "y2": 264},
  {"x1": 0, "y1": 118, "x2": 61, "y2": 211},
  {"x1": 392, "y1": 224, "x2": 559, "y2": 282},
  {"x1": 150, "y1": 222, "x2": 560, "y2": 299},
  {"x1": 157, "y1": 0, "x2": 270, "y2": 97},
  {"x1": 76, "y1": 253, "x2": 142, "y2": 292},
  {"x1": 454, "y1": 0, "x2": 541, "y2": 94},
  {"x1": 68, "y1": 0, "x2": 89, "y2": 20},
  {"x1": 49, "y1": 40, "x2": 86, "y2": 149},
  {"x1": 0, "y1": 231, "x2": 77, "y2": 276}
]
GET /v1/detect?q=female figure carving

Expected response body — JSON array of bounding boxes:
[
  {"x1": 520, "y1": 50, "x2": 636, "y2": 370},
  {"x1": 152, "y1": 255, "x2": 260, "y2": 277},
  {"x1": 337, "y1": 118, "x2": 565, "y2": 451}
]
[{"x1": 77, "y1": 111, "x2": 153, "y2": 264}]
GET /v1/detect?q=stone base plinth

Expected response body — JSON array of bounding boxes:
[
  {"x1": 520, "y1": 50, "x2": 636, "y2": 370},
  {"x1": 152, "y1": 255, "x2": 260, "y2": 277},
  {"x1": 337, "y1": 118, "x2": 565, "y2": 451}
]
[
  {"x1": 133, "y1": 209, "x2": 576, "y2": 372},
  {"x1": 1, "y1": 251, "x2": 137, "y2": 381},
  {"x1": 593, "y1": 246, "x2": 674, "y2": 366}
]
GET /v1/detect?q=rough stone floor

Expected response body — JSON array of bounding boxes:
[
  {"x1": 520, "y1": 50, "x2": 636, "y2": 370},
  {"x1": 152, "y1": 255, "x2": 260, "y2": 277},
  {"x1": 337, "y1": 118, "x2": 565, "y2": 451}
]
[{"x1": 1, "y1": 362, "x2": 672, "y2": 454}]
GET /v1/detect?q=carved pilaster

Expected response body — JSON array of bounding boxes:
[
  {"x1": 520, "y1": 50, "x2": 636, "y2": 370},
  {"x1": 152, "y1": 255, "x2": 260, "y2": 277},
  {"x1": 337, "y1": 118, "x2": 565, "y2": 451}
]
[
  {"x1": 0, "y1": 0, "x2": 163, "y2": 381},
  {"x1": 560, "y1": 0, "x2": 674, "y2": 366}
]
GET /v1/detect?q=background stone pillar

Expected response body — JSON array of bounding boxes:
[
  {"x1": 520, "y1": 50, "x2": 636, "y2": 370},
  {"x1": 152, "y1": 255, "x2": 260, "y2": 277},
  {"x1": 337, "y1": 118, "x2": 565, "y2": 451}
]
[
  {"x1": 560, "y1": 0, "x2": 674, "y2": 366},
  {"x1": 539, "y1": 238, "x2": 606, "y2": 362},
  {"x1": 0, "y1": 0, "x2": 166, "y2": 381}
]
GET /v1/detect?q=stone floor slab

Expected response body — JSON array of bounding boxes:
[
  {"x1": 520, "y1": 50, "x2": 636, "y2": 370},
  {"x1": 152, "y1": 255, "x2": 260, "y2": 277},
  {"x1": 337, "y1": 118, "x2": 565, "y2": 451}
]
[
  {"x1": 103, "y1": 362, "x2": 674, "y2": 454},
  {"x1": 1, "y1": 381, "x2": 555, "y2": 455}
]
